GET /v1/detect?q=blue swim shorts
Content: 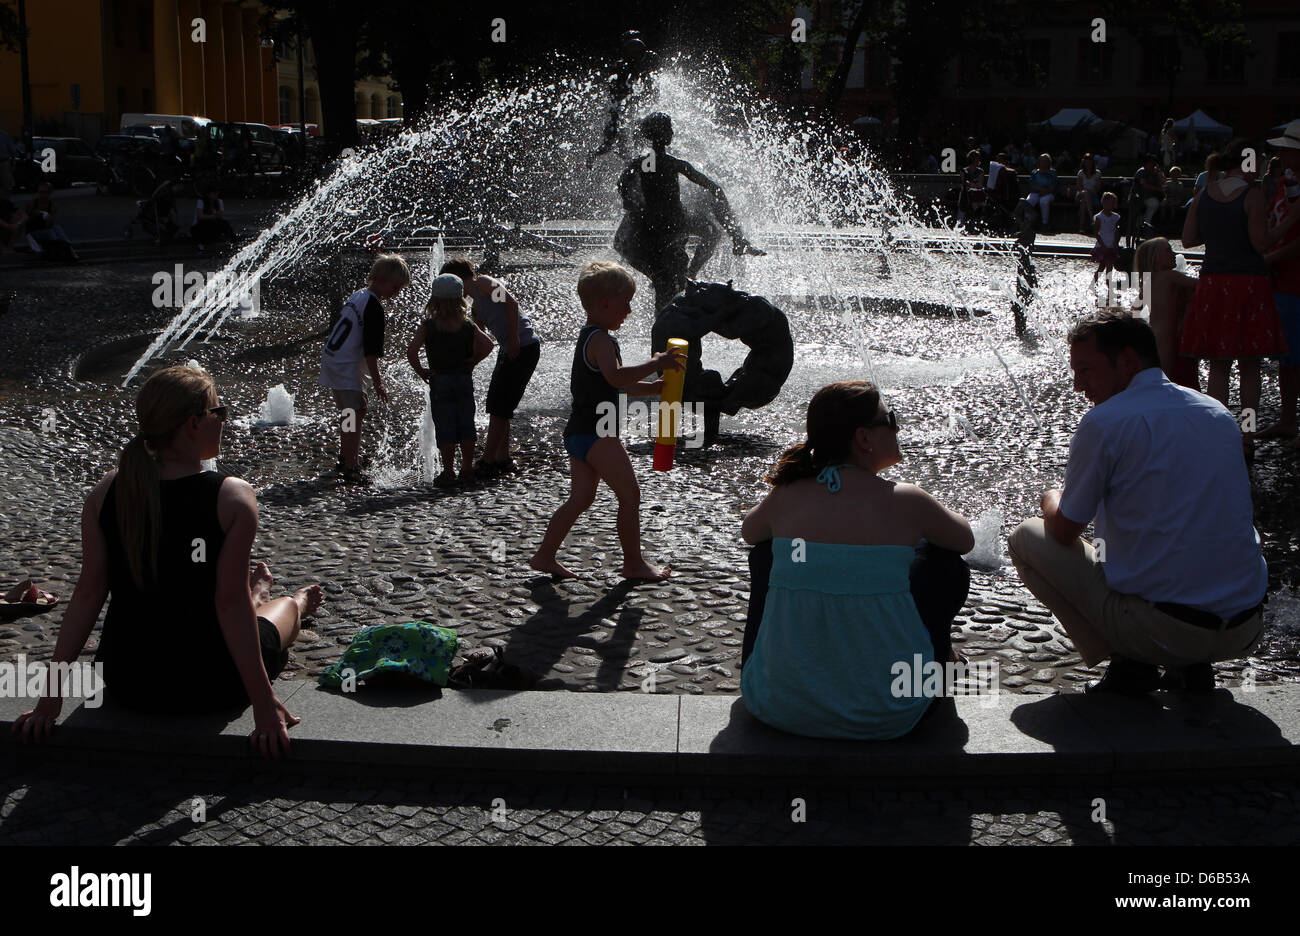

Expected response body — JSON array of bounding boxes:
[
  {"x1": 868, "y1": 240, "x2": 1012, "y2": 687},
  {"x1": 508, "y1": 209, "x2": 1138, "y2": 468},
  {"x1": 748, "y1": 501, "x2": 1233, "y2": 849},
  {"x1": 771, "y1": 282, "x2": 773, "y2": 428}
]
[{"x1": 564, "y1": 434, "x2": 600, "y2": 462}]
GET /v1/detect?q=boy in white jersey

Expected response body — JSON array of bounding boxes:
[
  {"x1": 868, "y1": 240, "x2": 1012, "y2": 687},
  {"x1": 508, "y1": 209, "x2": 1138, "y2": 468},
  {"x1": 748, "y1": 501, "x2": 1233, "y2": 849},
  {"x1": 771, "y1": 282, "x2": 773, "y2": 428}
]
[{"x1": 320, "y1": 253, "x2": 410, "y2": 483}]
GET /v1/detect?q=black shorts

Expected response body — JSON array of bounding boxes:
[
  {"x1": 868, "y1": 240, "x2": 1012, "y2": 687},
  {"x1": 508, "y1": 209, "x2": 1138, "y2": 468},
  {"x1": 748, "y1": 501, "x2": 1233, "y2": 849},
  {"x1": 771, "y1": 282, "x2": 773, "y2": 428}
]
[
  {"x1": 104, "y1": 617, "x2": 287, "y2": 714},
  {"x1": 485, "y1": 340, "x2": 541, "y2": 419},
  {"x1": 257, "y1": 615, "x2": 290, "y2": 681}
]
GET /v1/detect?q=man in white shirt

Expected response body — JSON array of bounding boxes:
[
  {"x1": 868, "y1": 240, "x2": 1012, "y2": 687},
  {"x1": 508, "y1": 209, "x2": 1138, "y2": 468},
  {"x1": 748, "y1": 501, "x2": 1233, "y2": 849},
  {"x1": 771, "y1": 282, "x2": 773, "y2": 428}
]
[{"x1": 1008, "y1": 312, "x2": 1266, "y2": 694}]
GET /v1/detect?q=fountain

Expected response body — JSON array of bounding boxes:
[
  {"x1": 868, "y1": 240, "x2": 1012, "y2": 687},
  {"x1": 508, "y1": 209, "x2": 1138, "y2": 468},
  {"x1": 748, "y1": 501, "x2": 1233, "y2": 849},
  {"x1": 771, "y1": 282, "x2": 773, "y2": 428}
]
[
  {"x1": 121, "y1": 53, "x2": 1093, "y2": 495},
  {"x1": 255, "y1": 384, "x2": 296, "y2": 426}
]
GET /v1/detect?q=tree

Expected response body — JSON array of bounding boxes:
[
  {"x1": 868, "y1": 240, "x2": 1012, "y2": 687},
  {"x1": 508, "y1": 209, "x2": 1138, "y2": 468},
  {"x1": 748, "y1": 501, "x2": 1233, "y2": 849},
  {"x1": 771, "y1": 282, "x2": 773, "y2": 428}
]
[
  {"x1": 260, "y1": 1, "x2": 364, "y2": 148},
  {"x1": 1097, "y1": 0, "x2": 1249, "y2": 116}
]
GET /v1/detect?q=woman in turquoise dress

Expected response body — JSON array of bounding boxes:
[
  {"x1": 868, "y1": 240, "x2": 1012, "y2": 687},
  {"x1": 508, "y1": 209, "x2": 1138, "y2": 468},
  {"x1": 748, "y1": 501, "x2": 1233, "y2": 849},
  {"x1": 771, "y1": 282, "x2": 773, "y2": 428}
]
[{"x1": 740, "y1": 380, "x2": 974, "y2": 740}]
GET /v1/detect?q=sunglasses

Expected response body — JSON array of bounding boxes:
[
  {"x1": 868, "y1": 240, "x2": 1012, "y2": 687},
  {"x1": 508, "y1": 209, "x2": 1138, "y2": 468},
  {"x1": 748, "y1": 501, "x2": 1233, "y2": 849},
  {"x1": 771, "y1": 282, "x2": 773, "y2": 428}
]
[
  {"x1": 204, "y1": 404, "x2": 229, "y2": 422},
  {"x1": 864, "y1": 409, "x2": 899, "y2": 432}
]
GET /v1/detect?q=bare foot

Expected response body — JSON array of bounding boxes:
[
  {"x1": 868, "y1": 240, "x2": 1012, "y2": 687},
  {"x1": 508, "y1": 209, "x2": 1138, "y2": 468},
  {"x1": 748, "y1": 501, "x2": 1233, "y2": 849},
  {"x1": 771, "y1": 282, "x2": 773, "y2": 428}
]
[
  {"x1": 249, "y1": 562, "x2": 273, "y2": 605},
  {"x1": 293, "y1": 585, "x2": 324, "y2": 620},
  {"x1": 622, "y1": 561, "x2": 671, "y2": 582},
  {"x1": 530, "y1": 554, "x2": 579, "y2": 579}
]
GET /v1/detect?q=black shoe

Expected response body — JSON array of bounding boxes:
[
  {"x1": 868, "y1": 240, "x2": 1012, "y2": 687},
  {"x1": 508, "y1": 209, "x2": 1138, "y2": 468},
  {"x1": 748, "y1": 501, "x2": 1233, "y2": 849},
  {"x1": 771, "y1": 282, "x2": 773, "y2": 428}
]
[
  {"x1": 1085, "y1": 657, "x2": 1161, "y2": 696},
  {"x1": 1159, "y1": 663, "x2": 1215, "y2": 694}
]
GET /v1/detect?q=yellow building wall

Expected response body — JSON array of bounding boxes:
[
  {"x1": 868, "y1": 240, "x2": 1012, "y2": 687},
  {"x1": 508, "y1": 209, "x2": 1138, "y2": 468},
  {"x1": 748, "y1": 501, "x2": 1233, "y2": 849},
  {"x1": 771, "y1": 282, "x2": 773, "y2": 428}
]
[
  {"x1": 0, "y1": 1, "x2": 401, "y2": 140},
  {"x1": 0, "y1": 0, "x2": 105, "y2": 138}
]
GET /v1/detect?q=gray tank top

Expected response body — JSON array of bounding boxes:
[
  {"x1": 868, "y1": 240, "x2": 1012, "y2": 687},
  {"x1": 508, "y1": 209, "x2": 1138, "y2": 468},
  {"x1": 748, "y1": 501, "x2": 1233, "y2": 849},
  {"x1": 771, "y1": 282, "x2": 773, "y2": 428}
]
[
  {"x1": 1197, "y1": 186, "x2": 1269, "y2": 276},
  {"x1": 470, "y1": 278, "x2": 538, "y2": 347}
]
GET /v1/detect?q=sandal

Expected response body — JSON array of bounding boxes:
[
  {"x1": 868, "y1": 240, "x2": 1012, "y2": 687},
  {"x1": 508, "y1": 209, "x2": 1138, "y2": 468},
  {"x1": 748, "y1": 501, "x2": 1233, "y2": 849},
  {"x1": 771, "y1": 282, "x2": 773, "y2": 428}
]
[{"x1": 0, "y1": 580, "x2": 60, "y2": 620}]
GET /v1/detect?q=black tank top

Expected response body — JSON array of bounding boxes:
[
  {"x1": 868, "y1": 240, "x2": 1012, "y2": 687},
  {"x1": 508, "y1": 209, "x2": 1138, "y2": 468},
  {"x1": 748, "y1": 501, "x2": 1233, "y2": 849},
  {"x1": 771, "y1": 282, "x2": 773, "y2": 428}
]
[
  {"x1": 565, "y1": 325, "x2": 622, "y2": 437},
  {"x1": 1198, "y1": 185, "x2": 1270, "y2": 276},
  {"x1": 424, "y1": 318, "x2": 475, "y2": 375},
  {"x1": 94, "y1": 471, "x2": 248, "y2": 712}
]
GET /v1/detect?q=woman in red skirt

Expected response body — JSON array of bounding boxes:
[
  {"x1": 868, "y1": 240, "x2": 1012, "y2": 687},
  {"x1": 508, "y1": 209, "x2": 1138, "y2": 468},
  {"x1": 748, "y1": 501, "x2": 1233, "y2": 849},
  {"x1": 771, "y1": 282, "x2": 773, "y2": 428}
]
[{"x1": 1181, "y1": 139, "x2": 1300, "y2": 442}]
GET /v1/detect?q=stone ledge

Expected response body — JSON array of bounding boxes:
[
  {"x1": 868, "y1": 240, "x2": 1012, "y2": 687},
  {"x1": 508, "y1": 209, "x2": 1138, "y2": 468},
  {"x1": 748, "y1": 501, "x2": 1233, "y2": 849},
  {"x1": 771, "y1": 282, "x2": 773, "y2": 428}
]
[{"x1": 2, "y1": 684, "x2": 1297, "y2": 782}]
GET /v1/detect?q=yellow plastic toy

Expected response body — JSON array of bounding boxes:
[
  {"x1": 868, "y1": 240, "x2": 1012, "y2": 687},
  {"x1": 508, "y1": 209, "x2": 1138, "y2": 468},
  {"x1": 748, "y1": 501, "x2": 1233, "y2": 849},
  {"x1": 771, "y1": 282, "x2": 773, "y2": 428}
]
[{"x1": 653, "y1": 338, "x2": 689, "y2": 471}]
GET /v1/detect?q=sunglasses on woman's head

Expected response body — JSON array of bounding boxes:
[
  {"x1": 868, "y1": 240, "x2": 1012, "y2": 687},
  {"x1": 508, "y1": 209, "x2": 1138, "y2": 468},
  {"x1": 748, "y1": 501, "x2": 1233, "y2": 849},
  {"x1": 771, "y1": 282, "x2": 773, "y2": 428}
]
[{"x1": 865, "y1": 409, "x2": 899, "y2": 432}]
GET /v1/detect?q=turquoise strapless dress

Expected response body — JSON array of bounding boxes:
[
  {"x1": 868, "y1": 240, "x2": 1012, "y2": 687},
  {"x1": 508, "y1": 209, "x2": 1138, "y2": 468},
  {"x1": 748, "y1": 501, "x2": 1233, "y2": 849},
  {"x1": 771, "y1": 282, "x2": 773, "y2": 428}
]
[{"x1": 740, "y1": 537, "x2": 934, "y2": 740}]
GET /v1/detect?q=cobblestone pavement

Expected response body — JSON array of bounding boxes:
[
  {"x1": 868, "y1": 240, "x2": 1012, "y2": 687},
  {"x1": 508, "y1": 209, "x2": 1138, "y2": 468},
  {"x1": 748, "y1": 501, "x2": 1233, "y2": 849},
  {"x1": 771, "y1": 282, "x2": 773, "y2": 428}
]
[
  {"x1": 2, "y1": 759, "x2": 1298, "y2": 845},
  {"x1": 2, "y1": 257, "x2": 1298, "y2": 697}
]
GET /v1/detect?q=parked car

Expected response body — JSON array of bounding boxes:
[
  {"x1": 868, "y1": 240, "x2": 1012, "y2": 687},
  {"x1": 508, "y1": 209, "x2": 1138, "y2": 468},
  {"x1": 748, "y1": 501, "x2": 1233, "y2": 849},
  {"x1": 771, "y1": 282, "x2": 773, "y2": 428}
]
[
  {"x1": 120, "y1": 124, "x2": 167, "y2": 139},
  {"x1": 27, "y1": 137, "x2": 107, "y2": 189},
  {"x1": 119, "y1": 113, "x2": 211, "y2": 139},
  {"x1": 208, "y1": 121, "x2": 285, "y2": 172}
]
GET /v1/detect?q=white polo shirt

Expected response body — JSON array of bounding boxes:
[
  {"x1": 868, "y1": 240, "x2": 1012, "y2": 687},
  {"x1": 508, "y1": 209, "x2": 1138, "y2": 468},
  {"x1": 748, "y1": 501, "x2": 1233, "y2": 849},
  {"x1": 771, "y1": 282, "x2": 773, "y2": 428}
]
[{"x1": 1059, "y1": 368, "x2": 1266, "y2": 618}]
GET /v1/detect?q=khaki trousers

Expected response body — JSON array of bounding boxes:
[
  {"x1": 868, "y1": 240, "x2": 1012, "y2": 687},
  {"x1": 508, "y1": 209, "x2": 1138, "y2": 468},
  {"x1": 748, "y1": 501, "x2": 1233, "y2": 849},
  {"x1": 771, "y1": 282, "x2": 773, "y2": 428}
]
[{"x1": 1007, "y1": 519, "x2": 1263, "y2": 668}]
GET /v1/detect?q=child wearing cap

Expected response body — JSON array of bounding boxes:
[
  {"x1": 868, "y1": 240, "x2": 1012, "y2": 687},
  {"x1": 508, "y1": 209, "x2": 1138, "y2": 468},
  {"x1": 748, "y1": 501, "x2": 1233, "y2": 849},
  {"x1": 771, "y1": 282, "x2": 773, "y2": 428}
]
[
  {"x1": 529, "y1": 261, "x2": 684, "y2": 581},
  {"x1": 320, "y1": 253, "x2": 410, "y2": 484},
  {"x1": 439, "y1": 257, "x2": 541, "y2": 477},
  {"x1": 406, "y1": 273, "x2": 494, "y2": 486}
]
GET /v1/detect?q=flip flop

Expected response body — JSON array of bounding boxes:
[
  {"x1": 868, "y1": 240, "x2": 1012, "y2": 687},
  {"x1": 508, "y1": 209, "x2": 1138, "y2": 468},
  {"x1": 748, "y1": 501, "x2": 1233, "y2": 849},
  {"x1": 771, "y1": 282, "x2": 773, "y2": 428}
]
[{"x1": 0, "y1": 580, "x2": 60, "y2": 620}]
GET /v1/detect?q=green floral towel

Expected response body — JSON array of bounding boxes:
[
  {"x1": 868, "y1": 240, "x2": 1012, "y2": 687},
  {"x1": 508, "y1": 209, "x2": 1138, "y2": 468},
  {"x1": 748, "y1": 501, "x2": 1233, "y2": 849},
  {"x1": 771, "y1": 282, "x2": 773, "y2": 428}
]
[{"x1": 319, "y1": 622, "x2": 459, "y2": 689}]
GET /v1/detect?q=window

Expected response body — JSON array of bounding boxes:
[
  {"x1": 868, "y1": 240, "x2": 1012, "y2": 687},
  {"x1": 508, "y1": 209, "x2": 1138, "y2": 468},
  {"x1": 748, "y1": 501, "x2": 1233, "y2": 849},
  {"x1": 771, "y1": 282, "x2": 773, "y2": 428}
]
[
  {"x1": 70, "y1": 84, "x2": 81, "y2": 110},
  {"x1": 386, "y1": 96, "x2": 399, "y2": 118},
  {"x1": 279, "y1": 86, "x2": 293, "y2": 124},
  {"x1": 138, "y1": 6, "x2": 151, "y2": 52},
  {"x1": 1014, "y1": 39, "x2": 1050, "y2": 87},
  {"x1": 1076, "y1": 37, "x2": 1113, "y2": 83},
  {"x1": 1141, "y1": 38, "x2": 1180, "y2": 86},
  {"x1": 305, "y1": 90, "x2": 318, "y2": 123},
  {"x1": 865, "y1": 44, "x2": 890, "y2": 89},
  {"x1": 355, "y1": 93, "x2": 366, "y2": 118},
  {"x1": 959, "y1": 51, "x2": 989, "y2": 88},
  {"x1": 1205, "y1": 40, "x2": 1245, "y2": 83},
  {"x1": 371, "y1": 93, "x2": 382, "y2": 116},
  {"x1": 1278, "y1": 33, "x2": 1300, "y2": 84}
]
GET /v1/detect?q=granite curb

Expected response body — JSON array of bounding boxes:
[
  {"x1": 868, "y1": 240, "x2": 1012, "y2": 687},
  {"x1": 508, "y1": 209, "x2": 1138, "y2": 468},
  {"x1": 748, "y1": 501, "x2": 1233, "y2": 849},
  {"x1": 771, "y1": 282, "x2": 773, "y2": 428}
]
[{"x1": 2, "y1": 682, "x2": 1297, "y2": 784}]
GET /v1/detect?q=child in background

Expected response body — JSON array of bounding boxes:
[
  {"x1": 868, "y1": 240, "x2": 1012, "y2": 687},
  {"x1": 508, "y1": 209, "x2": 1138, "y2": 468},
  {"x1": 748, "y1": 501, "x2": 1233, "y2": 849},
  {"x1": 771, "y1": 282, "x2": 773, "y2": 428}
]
[
  {"x1": 530, "y1": 261, "x2": 684, "y2": 581},
  {"x1": 1159, "y1": 167, "x2": 1184, "y2": 226},
  {"x1": 1091, "y1": 192, "x2": 1121, "y2": 285},
  {"x1": 406, "y1": 273, "x2": 494, "y2": 487},
  {"x1": 439, "y1": 257, "x2": 542, "y2": 477},
  {"x1": 320, "y1": 253, "x2": 410, "y2": 484},
  {"x1": 1135, "y1": 237, "x2": 1200, "y2": 390}
]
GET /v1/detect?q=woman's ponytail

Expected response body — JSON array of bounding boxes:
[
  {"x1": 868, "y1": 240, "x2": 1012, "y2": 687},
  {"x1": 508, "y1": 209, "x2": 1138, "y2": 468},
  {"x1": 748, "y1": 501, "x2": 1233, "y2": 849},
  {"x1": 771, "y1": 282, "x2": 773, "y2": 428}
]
[
  {"x1": 116, "y1": 433, "x2": 162, "y2": 590},
  {"x1": 116, "y1": 365, "x2": 216, "y2": 590},
  {"x1": 766, "y1": 440, "x2": 820, "y2": 485},
  {"x1": 763, "y1": 380, "x2": 882, "y2": 486}
]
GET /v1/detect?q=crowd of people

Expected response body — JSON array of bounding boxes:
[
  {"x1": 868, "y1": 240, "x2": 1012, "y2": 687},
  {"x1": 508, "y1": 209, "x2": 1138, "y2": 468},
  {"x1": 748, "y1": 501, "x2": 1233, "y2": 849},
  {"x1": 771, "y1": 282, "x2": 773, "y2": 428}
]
[
  {"x1": 1132, "y1": 127, "x2": 1300, "y2": 458},
  {"x1": 0, "y1": 181, "x2": 79, "y2": 261}
]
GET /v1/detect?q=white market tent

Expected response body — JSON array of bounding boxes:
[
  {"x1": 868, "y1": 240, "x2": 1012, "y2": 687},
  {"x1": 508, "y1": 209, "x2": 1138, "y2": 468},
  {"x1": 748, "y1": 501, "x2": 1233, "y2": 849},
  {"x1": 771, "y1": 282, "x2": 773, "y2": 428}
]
[
  {"x1": 1175, "y1": 109, "x2": 1232, "y2": 137},
  {"x1": 1030, "y1": 108, "x2": 1101, "y2": 130}
]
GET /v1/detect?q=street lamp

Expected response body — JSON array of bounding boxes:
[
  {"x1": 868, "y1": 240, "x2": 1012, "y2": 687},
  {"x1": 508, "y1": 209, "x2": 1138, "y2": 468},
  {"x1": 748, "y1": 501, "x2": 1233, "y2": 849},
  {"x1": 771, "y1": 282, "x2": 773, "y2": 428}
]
[{"x1": 18, "y1": 0, "x2": 33, "y2": 151}]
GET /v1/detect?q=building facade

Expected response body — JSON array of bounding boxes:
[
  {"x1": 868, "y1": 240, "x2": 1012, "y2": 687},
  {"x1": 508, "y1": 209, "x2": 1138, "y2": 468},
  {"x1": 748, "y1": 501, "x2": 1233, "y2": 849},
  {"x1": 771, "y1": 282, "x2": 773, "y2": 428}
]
[
  {"x1": 765, "y1": 0, "x2": 1298, "y2": 143},
  {"x1": 0, "y1": 0, "x2": 402, "y2": 142}
]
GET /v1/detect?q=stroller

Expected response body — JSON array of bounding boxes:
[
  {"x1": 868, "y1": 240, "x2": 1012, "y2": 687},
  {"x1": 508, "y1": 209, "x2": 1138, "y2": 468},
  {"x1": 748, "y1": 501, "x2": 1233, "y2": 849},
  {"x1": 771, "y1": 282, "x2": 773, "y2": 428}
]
[{"x1": 125, "y1": 180, "x2": 179, "y2": 246}]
